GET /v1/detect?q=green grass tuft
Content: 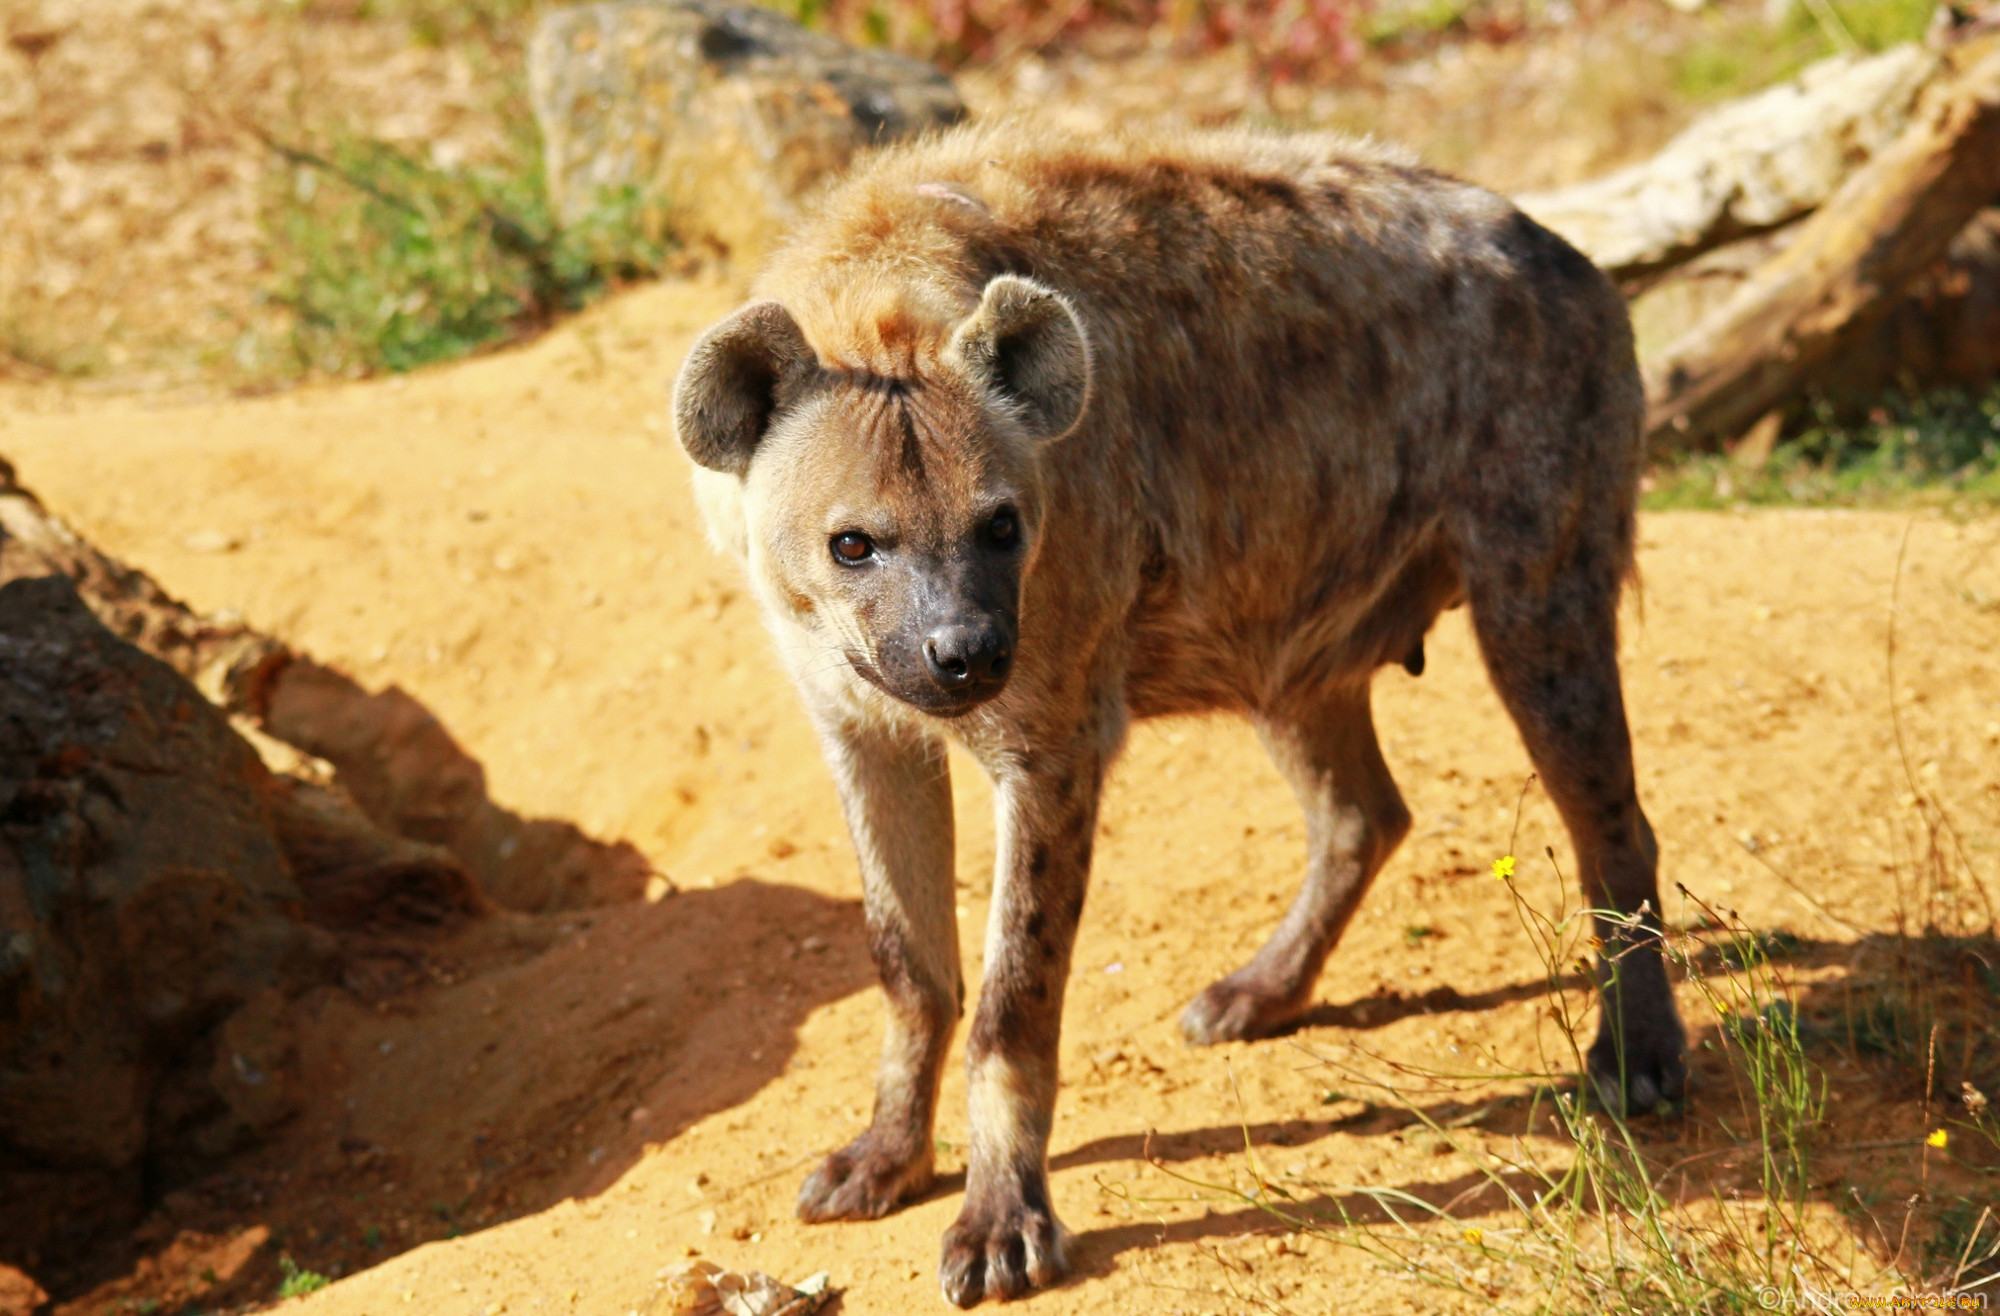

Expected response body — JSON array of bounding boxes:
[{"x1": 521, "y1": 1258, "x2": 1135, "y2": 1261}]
[
  {"x1": 1645, "y1": 384, "x2": 2000, "y2": 510},
  {"x1": 261, "y1": 131, "x2": 668, "y2": 378},
  {"x1": 1822, "y1": 0, "x2": 1937, "y2": 51},
  {"x1": 276, "y1": 1254, "x2": 330, "y2": 1299}
]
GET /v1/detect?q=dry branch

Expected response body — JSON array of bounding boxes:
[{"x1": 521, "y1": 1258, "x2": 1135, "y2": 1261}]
[{"x1": 1641, "y1": 30, "x2": 2000, "y2": 450}]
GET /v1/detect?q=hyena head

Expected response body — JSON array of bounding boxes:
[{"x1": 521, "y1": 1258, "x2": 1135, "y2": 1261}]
[{"x1": 673, "y1": 274, "x2": 1092, "y2": 718}]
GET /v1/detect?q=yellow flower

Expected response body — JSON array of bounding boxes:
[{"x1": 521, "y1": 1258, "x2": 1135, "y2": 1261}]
[
  {"x1": 1926, "y1": 1128, "x2": 1948, "y2": 1149},
  {"x1": 1492, "y1": 855, "x2": 1516, "y2": 881},
  {"x1": 1463, "y1": 1227, "x2": 1484, "y2": 1246}
]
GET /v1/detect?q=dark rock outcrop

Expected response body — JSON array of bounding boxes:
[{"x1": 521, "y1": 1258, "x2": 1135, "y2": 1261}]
[{"x1": 0, "y1": 574, "x2": 480, "y2": 1279}]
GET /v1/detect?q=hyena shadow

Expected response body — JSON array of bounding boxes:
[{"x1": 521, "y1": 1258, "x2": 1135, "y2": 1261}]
[{"x1": 1051, "y1": 931, "x2": 1998, "y2": 1288}]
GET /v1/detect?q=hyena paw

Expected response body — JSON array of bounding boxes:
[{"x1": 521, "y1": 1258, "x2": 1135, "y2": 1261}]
[
  {"x1": 938, "y1": 1191, "x2": 1069, "y2": 1307},
  {"x1": 1179, "y1": 971, "x2": 1304, "y2": 1045},
  {"x1": 1585, "y1": 1006, "x2": 1688, "y2": 1116},
  {"x1": 796, "y1": 1130, "x2": 933, "y2": 1223}
]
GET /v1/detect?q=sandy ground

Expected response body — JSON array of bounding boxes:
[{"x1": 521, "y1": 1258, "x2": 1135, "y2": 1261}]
[{"x1": 3, "y1": 276, "x2": 1998, "y2": 1314}]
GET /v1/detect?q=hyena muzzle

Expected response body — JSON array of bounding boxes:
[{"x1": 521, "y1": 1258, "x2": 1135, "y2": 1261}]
[{"x1": 672, "y1": 121, "x2": 1686, "y2": 1307}]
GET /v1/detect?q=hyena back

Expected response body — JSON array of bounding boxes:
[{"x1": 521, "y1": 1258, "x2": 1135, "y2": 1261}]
[{"x1": 673, "y1": 120, "x2": 1685, "y2": 1308}]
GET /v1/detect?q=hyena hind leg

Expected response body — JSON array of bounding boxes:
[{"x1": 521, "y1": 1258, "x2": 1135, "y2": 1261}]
[
  {"x1": 1181, "y1": 684, "x2": 1411, "y2": 1045},
  {"x1": 1466, "y1": 546, "x2": 1687, "y2": 1115}
]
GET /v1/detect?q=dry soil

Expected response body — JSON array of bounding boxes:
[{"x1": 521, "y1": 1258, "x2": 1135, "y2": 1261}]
[{"x1": 2, "y1": 276, "x2": 1997, "y2": 1315}]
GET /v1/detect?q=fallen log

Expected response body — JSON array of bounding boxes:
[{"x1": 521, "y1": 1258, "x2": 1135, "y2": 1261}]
[
  {"x1": 1518, "y1": 43, "x2": 1938, "y2": 285},
  {"x1": 1640, "y1": 29, "x2": 2000, "y2": 451}
]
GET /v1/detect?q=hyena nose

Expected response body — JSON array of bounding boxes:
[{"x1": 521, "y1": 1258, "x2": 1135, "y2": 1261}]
[{"x1": 923, "y1": 622, "x2": 1012, "y2": 690}]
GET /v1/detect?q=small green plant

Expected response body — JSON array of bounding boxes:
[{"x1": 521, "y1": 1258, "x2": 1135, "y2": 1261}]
[
  {"x1": 1924, "y1": 1195, "x2": 2000, "y2": 1289},
  {"x1": 1711, "y1": 926, "x2": 1803, "y2": 971},
  {"x1": 1124, "y1": 861, "x2": 1852, "y2": 1313},
  {"x1": 261, "y1": 130, "x2": 668, "y2": 378},
  {"x1": 1837, "y1": 535, "x2": 2000, "y2": 1105},
  {"x1": 1818, "y1": 0, "x2": 1936, "y2": 52},
  {"x1": 277, "y1": 1254, "x2": 330, "y2": 1298},
  {"x1": 1646, "y1": 384, "x2": 2000, "y2": 509}
]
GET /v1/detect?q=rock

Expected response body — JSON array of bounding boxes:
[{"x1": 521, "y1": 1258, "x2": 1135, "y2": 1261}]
[
  {"x1": 646, "y1": 1261, "x2": 834, "y2": 1316},
  {"x1": 0, "y1": 575, "x2": 326, "y2": 1170},
  {"x1": 530, "y1": 0, "x2": 965, "y2": 260},
  {"x1": 1518, "y1": 43, "x2": 1938, "y2": 281},
  {"x1": 0, "y1": 573, "x2": 480, "y2": 1279},
  {"x1": 0, "y1": 1263, "x2": 49, "y2": 1312}
]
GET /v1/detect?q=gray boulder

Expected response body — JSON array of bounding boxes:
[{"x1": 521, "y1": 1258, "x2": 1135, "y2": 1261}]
[{"x1": 530, "y1": 0, "x2": 965, "y2": 261}]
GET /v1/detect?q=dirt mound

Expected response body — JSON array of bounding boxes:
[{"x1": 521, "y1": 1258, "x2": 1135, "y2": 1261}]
[{"x1": 0, "y1": 275, "x2": 1993, "y2": 1314}]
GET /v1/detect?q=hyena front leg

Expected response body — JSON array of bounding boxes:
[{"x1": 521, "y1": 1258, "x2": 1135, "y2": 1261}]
[
  {"x1": 796, "y1": 716, "x2": 961, "y2": 1223},
  {"x1": 939, "y1": 735, "x2": 1108, "y2": 1308},
  {"x1": 1181, "y1": 684, "x2": 1412, "y2": 1044}
]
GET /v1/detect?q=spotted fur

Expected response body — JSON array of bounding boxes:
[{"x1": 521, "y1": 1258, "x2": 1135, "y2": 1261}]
[{"x1": 675, "y1": 118, "x2": 1685, "y2": 1308}]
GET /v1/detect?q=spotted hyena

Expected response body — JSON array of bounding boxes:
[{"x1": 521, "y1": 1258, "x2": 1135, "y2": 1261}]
[{"x1": 672, "y1": 120, "x2": 1685, "y2": 1307}]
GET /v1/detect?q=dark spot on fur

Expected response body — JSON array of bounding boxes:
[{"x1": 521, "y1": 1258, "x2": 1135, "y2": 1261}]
[
  {"x1": 1493, "y1": 289, "x2": 1540, "y2": 360},
  {"x1": 1357, "y1": 325, "x2": 1392, "y2": 398},
  {"x1": 1501, "y1": 210, "x2": 1597, "y2": 286},
  {"x1": 1576, "y1": 367, "x2": 1603, "y2": 422},
  {"x1": 1386, "y1": 163, "x2": 1447, "y2": 188},
  {"x1": 1212, "y1": 170, "x2": 1304, "y2": 210},
  {"x1": 1029, "y1": 845, "x2": 1049, "y2": 877},
  {"x1": 1017, "y1": 1170, "x2": 1052, "y2": 1216},
  {"x1": 894, "y1": 392, "x2": 925, "y2": 479}
]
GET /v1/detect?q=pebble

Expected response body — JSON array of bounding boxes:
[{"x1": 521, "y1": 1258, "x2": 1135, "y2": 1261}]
[{"x1": 183, "y1": 528, "x2": 240, "y2": 553}]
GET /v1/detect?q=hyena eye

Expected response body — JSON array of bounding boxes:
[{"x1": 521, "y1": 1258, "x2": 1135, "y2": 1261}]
[
  {"x1": 986, "y1": 507, "x2": 1019, "y2": 546},
  {"x1": 830, "y1": 531, "x2": 875, "y2": 564}
]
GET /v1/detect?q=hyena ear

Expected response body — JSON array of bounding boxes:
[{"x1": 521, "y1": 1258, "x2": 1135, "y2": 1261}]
[
  {"x1": 672, "y1": 301, "x2": 814, "y2": 475},
  {"x1": 949, "y1": 274, "x2": 1092, "y2": 442}
]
